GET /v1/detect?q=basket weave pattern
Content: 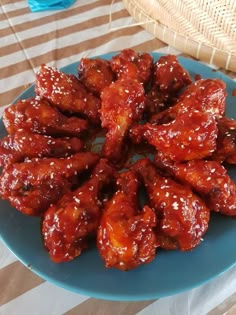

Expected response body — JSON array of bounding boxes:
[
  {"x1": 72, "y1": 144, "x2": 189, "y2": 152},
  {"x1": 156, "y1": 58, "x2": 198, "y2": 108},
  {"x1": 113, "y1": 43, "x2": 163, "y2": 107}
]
[{"x1": 123, "y1": 0, "x2": 236, "y2": 71}]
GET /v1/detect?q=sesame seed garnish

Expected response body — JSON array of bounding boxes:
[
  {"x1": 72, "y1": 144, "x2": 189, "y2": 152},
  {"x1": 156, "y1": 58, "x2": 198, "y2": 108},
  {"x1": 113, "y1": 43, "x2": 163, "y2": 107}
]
[
  {"x1": 172, "y1": 202, "x2": 179, "y2": 210},
  {"x1": 73, "y1": 196, "x2": 81, "y2": 204}
]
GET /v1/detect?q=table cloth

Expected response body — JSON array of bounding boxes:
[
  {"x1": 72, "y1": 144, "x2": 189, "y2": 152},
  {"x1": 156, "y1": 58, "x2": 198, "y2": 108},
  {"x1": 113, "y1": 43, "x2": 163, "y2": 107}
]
[{"x1": 1, "y1": 0, "x2": 236, "y2": 314}]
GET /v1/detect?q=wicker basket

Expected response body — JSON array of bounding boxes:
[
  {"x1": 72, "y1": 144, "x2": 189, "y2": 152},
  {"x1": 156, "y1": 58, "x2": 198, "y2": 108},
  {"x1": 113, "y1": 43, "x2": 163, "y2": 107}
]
[{"x1": 122, "y1": 0, "x2": 236, "y2": 72}]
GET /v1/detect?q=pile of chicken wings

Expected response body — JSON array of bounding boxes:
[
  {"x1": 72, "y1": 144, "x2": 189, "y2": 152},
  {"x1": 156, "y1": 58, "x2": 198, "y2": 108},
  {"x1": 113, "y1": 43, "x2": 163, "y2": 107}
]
[{"x1": 1, "y1": 49, "x2": 236, "y2": 271}]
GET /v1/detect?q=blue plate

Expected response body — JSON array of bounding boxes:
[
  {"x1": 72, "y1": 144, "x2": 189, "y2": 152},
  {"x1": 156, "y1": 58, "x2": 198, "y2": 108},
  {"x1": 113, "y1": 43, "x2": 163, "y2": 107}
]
[{"x1": 1, "y1": 52, "x2": 236, "y2": 301}]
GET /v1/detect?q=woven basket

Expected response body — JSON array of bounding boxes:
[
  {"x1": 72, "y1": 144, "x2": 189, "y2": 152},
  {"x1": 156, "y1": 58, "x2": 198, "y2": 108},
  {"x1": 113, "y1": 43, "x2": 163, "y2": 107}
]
[{"x1": 122, "y1": 0, "x2": 236, "y2": 72}]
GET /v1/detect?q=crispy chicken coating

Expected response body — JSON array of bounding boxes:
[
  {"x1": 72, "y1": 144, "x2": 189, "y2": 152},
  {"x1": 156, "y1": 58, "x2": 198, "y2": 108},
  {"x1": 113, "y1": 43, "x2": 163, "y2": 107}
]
[
  {"x1": 0, "y1": 130, "x2": 83, "y2": 167},
  {"x1": 144, "y1": 54, "x2": 190, "y2": 117},
  {"x1": 42, "y1": 159, "x2": 115, "y2": 263},
  {"x1": 151, "y1": 78, "x2": 226, "y2": 124},
  {"x1": 78, "y1": 57, "x2": 115, "y2": 96},
  {"x1": 144, "y1": 86, "x2": 170, "y2": 118},
  {"x1": 130, "y1": 110, "x2": 217, "y2": 161},
  {"x1": 155, "y1": 154, "x2": 236, "y2": 216},
  {"x1": 3, "y1": 97, "x2": 88, "y2": 137},
  {"x1": 153, "y1": 55, "x2": 192, "y2": 93},
  {"x1": 213, "y1": 116, "x2": 236, "y2": 164},
  {"x1": 97, "y1": 170, "x2": 157, "y2": 271},
  {"x1": 0, "y1": 152, "x2": 99, "y2": 216},
  {"x1": 35, "y1": 64, "x2": 101, "y2": 124},
  {"x1": 110, "y1": 49, "x2": 153, "y2": 86},
  {"x1": 100, "y1": 78, "x2": 145, "y2": 164},
  {"x1": 132, "y1": 158, "x2": 210, "y2": 251}
]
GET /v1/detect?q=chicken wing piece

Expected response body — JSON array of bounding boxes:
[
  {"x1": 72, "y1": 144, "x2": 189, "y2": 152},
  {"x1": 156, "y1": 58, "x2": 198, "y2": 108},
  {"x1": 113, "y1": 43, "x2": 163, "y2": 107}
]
[
  {"x1": 153, "y1": 55, "x2": 192, "y2": 94},
  {"x1": 212, "y1": 116, "x2": 236, "y2": 164},
  {"x1": 97, "y1": 170, "x2": 157, "y2": 271},
  {"x1": 155, "y1": 153, "x2": 236, "y2": 216},
  {"x1": 144, "y1": 83, "x2": 179, "y2": 118},
  {"x1": 3, "y1": 97, "x2": 88, "y2": 137},
  {"x1": 110, "y1": 49, "x2": 153, "y2": 86},
  {"x1": 132, "y1": 158, "x2": 210, "y2": 251},
  {"x1": 130, "y1": 110, "x2": 217, "y2": 161},
  {"x1": 35, "y1": 64, "x2": 101, "y2": 124},
  {"x1": 144, "y1": 55, "x2": 190, "y2": 118},
  {"x1": 42, "y1": 158, "x2": 115, "y2": 263},
  {"x1": 78, "y1": 57, "x2": 115, "y2": 96},
  {"x1": 0, "y1": 152, "x2": 99, "y2": 216},
  {"x1": 144, "y1": 86, "x2": 170, "y2": 118},
  {"x1": 100, "y1": 78, "x2": 145, "y2": 164},
  {"x1": 0, "y1": 130, "x2": 83, "y2": 167},
  {"x1": 151, "y1": 78, "x2": 226, "y2": 124}
]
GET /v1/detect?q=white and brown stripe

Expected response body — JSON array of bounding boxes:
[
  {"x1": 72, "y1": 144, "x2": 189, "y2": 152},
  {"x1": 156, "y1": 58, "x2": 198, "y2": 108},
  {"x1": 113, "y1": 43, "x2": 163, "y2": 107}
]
[
  {"x1": 0, "y1": 0, "x2": 164, "y2": 107},
  {"x1": 1, "y1": 239, "x2": 236, "y2": 314}
]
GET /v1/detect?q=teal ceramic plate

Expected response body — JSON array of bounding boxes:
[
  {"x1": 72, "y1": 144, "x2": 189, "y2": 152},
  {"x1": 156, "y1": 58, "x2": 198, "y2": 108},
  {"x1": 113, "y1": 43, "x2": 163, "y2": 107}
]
[{"x1": 0, "y1": 53, "x2": 236, "y2": 301}]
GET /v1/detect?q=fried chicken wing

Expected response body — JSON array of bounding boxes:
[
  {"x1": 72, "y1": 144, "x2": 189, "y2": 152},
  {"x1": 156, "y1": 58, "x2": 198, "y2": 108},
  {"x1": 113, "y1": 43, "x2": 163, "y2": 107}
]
[
  {"x1": 0, "y1": 152, "x2": 99, "y2": 216},
  {"x1": 144, "y1": 55, "x2": 191, "y2": 118},
  {"x1": 100, "y1": 79, "x2": 145, "y2": 164},
  {"x1": 151, "y1": 79, "x2": 226, "y2": 124},
  {"x1": 42, "y1": 158, "x2": 115, "y2": 263},
  {"x1": 0, "y1": 130, "x2": 83, "y2": 167},
  {"x1": 110, "y1": 49, "x2": 153, "y2": 86},
  {"x1": 78, "y1": 57, "x2": 115, "y2": 96},
  {"x1": 3, "y1": 97, "x2": 88, "y2": 137},
  {"x1": 153, "y1": 55, "x2": 192, "y2": 93},
  {"x1": 144, "y1": 86, "x2": 170, "y2": 118},
  {"x1": 35, "y1": 64, "x2": 101, "y2": 124},
  {"x1": 131, "y1": 110, "x2": 217, "y2": 161},
  {"x1": 212, "y1": 116, "x2": 236, "y2": 164},
  {"x1": 155, "y1": 154, "x2": 236, "y2": 216},
  {"x1": 132, "y1": 158, "x2": 210, "y2": 251},
  {"x1": 97, "y1": 170, "x2": 157, "y2": 271}
]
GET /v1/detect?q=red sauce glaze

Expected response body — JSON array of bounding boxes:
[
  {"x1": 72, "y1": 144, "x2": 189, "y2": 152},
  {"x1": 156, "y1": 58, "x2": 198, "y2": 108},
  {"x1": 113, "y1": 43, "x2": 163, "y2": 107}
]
[
  {"x1": 0, "y1": 152, "x2": 99, "y2": 216},
  {"x1": 42, "y1": 159, "x2": 115, "y2": 262},
  {"x1": 100, "y1": 78, "x2": 145, "y2": 164},
  {"x1": 2, "y1": 97, "x2": 88, "y2": 137},
  {"x1": 110, "y1": 49, "x2": 153, "y2": 86},
  {"x1": 0, "y1": 130, "x2": 83, "y2": 167},
  {"x1": 154, "y1": 55, "x2": 192, "y2": 93},
  {"x1": 132, "y1": 158, "x2": 210, "y2": 251},
  {"x1": 195, "y1": 74, "x2": 202, "y2": 80},
  {"x1": 78, "y1": 57, "x2": 115, "y2": 96},
  {"x1": 155, "y1": 156, "x2": 236, "y2": 216},
  {"x1": 97, "y1": 171, "x2": 157, "y2": 270},
  {"x1": 151, "y1": 78, "x2": 226, "y2": 124},
  {"x1": 213, "y1": 116, "x2": 236, "y2": 164},
  {"x1": 35, "y1": 64, "x2": 101, "y2": 124},
  {"x1": 178, "y1": 78, "x2": 226, "y2": 117},
  {"x1": 133, "y1": 110, "x2": 218, "y2": 161}
]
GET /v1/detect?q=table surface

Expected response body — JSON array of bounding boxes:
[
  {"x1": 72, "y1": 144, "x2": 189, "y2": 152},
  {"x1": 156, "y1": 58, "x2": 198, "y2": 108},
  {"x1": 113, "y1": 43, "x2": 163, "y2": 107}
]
[{"x1": 1, "y1": 0, "x2": 236, "y2": 314}]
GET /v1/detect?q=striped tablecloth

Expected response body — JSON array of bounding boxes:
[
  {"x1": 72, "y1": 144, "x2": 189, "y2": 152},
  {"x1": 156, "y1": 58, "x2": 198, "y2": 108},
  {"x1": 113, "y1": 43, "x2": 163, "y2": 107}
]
[{"x1": 1, "y1": 1, "x2": 236, "y2": 314}]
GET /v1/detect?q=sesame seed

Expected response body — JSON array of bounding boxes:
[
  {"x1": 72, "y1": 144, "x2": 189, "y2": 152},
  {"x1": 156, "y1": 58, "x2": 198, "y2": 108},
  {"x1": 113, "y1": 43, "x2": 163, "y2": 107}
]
[
  {"x1": 73, "y1": 196, "x2": 81, "y2": 204},
  {"x1": 172, "y1": 202, "x2": 179, "y2": 210}
]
